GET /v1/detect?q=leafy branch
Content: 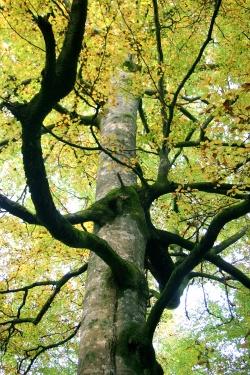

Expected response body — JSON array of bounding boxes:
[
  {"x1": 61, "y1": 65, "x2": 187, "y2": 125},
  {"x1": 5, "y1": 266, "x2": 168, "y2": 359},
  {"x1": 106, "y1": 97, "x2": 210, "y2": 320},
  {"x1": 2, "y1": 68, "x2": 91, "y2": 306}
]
[
  {"x1": 0, "y1": 264, "x2": 88, "y2": 327},
  {"x1": 41, "y1": 124, "x2": 100, "y2": 152},
  {"x1": 19, "y1": 323, "x2": 81, "y2": 375},
  {"x1": 165, "y1": 0, "x2": 222, "y2": 136}
]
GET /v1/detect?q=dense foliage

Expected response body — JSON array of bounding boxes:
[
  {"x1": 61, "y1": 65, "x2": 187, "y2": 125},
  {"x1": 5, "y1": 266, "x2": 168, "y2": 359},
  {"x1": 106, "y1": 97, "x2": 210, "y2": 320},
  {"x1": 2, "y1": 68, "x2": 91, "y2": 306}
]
[{"x1": 0, "y1": 0, "x2": 249, "y2": 373}]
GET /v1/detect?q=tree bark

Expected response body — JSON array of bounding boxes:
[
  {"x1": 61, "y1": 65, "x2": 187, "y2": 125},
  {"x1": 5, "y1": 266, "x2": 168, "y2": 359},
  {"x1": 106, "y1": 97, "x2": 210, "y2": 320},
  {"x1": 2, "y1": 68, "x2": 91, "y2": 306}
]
[{"x1": 78, "y1": 73, "x2": 149, "y2": 374}]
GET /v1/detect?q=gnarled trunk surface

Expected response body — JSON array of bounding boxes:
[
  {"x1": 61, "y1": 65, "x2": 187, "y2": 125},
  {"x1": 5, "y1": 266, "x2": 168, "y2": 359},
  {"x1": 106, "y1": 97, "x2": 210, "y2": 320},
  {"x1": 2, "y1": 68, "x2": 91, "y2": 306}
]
[{"x1": 78, "y1": 76, "x2": 149, "y2": 374}]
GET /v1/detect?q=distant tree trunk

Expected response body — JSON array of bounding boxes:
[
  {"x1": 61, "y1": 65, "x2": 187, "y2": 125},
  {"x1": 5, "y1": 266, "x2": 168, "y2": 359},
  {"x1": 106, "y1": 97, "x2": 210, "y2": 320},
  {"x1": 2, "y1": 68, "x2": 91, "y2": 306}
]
[{"x1": 78, "y1": 73, "x2": 150, "y2": 374}]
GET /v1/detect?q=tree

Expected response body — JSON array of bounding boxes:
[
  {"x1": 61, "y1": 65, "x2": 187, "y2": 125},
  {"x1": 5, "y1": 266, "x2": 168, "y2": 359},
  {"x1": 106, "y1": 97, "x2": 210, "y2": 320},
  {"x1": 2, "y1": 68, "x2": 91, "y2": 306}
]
[{"x1": 0, "y1": 0, "x2": 249, "y2": 373}]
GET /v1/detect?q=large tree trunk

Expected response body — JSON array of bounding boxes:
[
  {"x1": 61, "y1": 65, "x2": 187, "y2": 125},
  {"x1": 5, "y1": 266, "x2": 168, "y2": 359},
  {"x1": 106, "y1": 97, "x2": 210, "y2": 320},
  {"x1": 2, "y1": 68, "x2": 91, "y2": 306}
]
[{"x1": 78, "y1": 73, "x2": 149, "y2": 374}]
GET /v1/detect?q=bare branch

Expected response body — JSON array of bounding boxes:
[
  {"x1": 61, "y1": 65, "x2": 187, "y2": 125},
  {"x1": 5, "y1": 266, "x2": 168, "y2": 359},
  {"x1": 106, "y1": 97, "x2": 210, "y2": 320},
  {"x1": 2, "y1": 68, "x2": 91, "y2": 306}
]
[
  {"x1": 151, "y1": 225, "x2": 250, "y2": 290},
  {"x1": 0, "y1": 187, "x2": 142, "y2": 228},
  {"x1": 189, "y1": 271, "x2": 235, "y2": 286}
]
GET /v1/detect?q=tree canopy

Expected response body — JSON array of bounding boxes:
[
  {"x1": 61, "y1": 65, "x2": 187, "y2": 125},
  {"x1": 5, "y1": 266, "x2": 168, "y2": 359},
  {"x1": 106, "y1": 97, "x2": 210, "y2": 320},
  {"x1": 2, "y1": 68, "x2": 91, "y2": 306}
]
[{"x1": 0, "y1": 0, "x2": 249, "y2": 374}]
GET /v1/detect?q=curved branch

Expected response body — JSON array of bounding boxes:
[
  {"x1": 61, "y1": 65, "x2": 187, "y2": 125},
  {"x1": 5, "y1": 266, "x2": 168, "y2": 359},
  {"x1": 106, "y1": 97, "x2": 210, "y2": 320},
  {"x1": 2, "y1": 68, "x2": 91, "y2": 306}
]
[
  {"x1": 189, "y1": 271, "x2": 234, "y2": 286},
  {"x1": 198, "y1": 199, "x2": 250, "y2": 251},
  {"x1": 151, "y1": 223, "x2": 248, "y2": 257},
  {"x1": 151, "y1": 227, "x2": 194, "y2": 251},
  {"x1": 22, "y1": 114, "x2": 140, "y2": 285},
  {"x1": 35, "y1": 16, "x2": 56, "y2": 89},
  {"x1": 12, "y1": 0, "x2": 89, "y2": 124},
  {"x1": 211, "y1": 226, "x2": 248, "y2": 255},
  {"x1": 151, "y1": 226, "x2": 250, "y2": 289},
  {"x1": 145, "y1": 199, "x2": 250, "y2": 340},
  {"x1": 55, "y1": 0, "x2": 88, "y2": 99},
  {"x1": 205, "y1": 254, "x2": 250, "y2": 289}
]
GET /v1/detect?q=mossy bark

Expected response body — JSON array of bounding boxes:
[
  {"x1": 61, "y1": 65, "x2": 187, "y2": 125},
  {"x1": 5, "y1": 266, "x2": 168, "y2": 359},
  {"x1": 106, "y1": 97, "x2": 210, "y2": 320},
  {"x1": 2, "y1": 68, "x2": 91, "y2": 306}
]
[{"x1": 78, "y1": 74, "x2": 155, "y2": 374}]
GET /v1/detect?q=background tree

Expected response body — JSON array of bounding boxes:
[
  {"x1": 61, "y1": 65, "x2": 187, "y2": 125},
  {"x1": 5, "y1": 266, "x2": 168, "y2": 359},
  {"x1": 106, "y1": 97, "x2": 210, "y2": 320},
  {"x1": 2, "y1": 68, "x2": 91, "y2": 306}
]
[{"x1": 0, "y1": 0, "x2": 249, "y2": 374}]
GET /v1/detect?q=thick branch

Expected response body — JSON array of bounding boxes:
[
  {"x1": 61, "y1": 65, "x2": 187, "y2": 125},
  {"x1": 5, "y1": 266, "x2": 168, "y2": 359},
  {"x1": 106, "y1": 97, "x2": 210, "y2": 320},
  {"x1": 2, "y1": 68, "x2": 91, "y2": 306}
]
[
  {"x1": 147, "y1": 181, "x2": 250, "y2": 204},
  {"x1": 22, "y1": 121, "x2": 137, "y2": 286},
  {"x1": 11, "y1": 0, "x2": 89, "y2": 124},
  {"x1": 152, "y1": 226, "x2": 250, "y2": 289},
  {"x1": 211, "y1": 226, "x2": 248, "y2": 255},
  {"x1": 0, "y1": 194, "x2": 37, "y2": 224},
  {"x1": 35, "y1": 16, "x2": 56, "y2": 90},
  {"x1": 53, "y1": 103, "x2": 100, "y2": 127},
  {"x1": 12, "y1": 97, "x2": 145, "y2": 286},
  {"x1": 206, "y1": 254, "x2": 250, "y2": 289},
  {"x1": 145, "y1": 199, "x2": 250, "y2": 340},
  {"x1": 173, "y1": 139, "x2": 248, "y2": 149},
  {"x1": 152, "y1": 227, "x2": 193, "y2": 251},
  {"x1": 0, "y1": 188, "x2": 138, "y2": 228},
  {"x1": 5, "y1": 0, "x2": 142, "y2": 289},
  {"x1": 55, "y1": 0, "x2": 88, "y2": 99}
]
